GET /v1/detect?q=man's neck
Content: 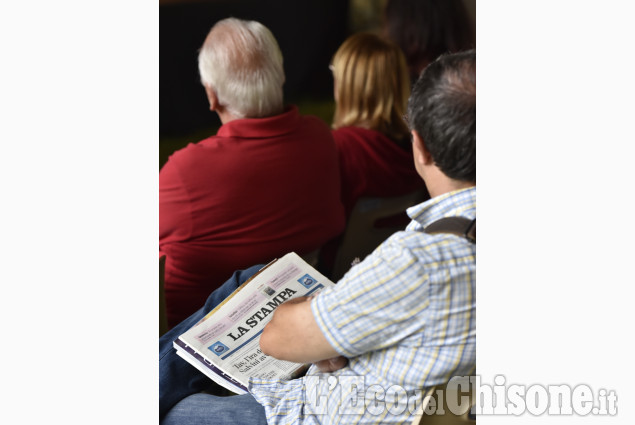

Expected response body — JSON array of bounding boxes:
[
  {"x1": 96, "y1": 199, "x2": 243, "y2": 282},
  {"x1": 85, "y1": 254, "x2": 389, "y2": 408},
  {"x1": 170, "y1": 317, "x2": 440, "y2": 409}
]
[
  {"x1": 434, "y1": 180, "x2": 474, "y2": 198},
  {"x1": 423, "y1": 166, "x2": 474, "y2": 198},
  {"x1": 217, "y1": 109, "x2": 242, "y2": 125},
  {"x1": 217, "y1": 107, "x2": 285, "y2": 124}
]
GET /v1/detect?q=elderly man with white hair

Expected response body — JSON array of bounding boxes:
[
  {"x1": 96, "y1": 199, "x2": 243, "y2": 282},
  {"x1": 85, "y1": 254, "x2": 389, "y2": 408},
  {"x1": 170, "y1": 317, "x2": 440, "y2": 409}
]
[{"x1": 159, "y1": 18, "x2": 346, "y2": 328}]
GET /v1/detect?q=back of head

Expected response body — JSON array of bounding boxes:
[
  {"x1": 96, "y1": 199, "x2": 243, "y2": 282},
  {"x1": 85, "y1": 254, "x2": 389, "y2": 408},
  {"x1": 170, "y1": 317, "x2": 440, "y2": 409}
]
[
  {"x1": 198, "y1": 18, "x2": 285, "y2": 118},
  {"x1": 331, "y1": 32, "x2": 410, "y2": 142},
  {"x1": 383, "y1": 0, "x2": 474, "y2": 80},
  {"x1": 407, "y1": 49, "x2": 475, "y2": 183}
]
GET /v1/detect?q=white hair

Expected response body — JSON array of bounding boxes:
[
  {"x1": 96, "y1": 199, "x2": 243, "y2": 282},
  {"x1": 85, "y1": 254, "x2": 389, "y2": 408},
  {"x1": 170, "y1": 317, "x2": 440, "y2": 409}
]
[{"x1": 198, "y1": 18, "x2": 285, "y2": 118}]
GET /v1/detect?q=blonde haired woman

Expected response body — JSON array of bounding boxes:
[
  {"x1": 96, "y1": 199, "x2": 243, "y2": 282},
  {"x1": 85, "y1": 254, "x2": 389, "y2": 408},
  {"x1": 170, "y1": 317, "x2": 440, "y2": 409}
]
[{"x1": 330, "y1": 32, "x2": 428, "y2": 217}]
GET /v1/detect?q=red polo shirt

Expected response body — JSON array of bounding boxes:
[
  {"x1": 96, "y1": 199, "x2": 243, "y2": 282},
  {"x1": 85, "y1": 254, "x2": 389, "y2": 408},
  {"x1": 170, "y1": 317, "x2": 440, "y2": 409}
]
[
  {"x1": 333, "y1": 126, "x2": 427, "y2": 217},
  {"x1": 160, "y1": 106, "x2": 345, "y2": 327}
]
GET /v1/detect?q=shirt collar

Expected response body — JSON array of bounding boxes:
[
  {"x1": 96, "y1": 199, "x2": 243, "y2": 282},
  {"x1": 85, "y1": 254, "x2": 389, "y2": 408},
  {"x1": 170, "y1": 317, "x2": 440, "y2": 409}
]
[
  {"x1": 216, "y1": 105, "x2": 300, "y2": 139},
  {"x1": 407, "y1": 186, "x2": 476, "y2": 229}
]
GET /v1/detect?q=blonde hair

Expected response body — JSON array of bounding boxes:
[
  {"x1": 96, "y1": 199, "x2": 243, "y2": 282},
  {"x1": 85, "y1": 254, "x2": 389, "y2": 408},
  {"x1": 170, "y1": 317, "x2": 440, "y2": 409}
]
[
  {"x1": 331, "y1": 32, "x2": 410, "y2": 141},
  {"x1": 198, "y1": 18, "x2": 285, "y2": 118}
]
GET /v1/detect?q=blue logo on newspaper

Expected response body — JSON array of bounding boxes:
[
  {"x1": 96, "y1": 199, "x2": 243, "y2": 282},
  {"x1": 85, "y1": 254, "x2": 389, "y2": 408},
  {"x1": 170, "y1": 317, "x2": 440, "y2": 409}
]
[
  {"x1": 298, "y1": 274, "x2": 317, "y2": 288},
  {"x1": 209, "y1": 341, "x2": 229, "y2": 356}
]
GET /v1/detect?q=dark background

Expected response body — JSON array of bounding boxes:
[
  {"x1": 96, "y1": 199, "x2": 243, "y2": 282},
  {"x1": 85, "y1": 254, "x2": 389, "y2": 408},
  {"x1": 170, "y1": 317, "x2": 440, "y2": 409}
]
[{"x1": 159, "y1": 0, "x2": 475, "y2": 167}]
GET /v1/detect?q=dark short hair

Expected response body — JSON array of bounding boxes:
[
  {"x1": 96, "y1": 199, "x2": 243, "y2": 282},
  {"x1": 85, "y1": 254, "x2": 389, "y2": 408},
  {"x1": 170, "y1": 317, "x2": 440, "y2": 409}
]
[{"x1": 407, "y1": 50, "x2": 475, "y2": 182}]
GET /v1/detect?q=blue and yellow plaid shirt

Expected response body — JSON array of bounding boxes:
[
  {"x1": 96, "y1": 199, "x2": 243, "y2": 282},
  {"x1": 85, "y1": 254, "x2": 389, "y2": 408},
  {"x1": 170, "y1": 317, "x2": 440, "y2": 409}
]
[{"x1": 250, "y1": 187, "x2": 476, "y2": 425}]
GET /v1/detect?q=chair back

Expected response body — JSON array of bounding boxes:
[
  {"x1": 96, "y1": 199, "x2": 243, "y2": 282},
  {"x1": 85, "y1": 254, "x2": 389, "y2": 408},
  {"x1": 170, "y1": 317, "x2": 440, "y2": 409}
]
[
  {"x1": 301, "y1": 248, "x2": 321, "y2": 268},
  {"x1": 331, "y1": 188, "x2": 429, "y2": 281}
]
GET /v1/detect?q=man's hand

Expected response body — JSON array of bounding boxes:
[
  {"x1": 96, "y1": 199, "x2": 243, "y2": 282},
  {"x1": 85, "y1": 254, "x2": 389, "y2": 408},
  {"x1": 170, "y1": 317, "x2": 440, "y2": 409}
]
[
  {"x1": 260, "y1": 296, "x2": 341, "y2": 364},
  {"x1": 314, "y1": 356, "x2": 349, "y2": 372}
]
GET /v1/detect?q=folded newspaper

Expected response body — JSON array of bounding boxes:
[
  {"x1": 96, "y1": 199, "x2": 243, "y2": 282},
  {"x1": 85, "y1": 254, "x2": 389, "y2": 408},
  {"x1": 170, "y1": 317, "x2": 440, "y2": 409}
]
[{"x1": 173, "y1": 252, "x2": 336, "y2": 394}]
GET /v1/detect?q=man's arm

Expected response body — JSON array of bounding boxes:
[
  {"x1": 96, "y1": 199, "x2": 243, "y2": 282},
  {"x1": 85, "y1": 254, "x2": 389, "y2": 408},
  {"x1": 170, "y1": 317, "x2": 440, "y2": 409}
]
[
  {"x1": 259, "y1": 296, "x2": 341, "y2": 364},
  {"x1": 159, "y1": 158, "x2": 191, "y2": 242}
]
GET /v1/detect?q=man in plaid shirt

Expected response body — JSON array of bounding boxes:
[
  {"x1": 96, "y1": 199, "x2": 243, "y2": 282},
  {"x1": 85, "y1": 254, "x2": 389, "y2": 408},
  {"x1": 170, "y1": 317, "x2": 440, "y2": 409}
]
[{"x1": 160, "y1": 49, "x2": 476, "y2": 425}]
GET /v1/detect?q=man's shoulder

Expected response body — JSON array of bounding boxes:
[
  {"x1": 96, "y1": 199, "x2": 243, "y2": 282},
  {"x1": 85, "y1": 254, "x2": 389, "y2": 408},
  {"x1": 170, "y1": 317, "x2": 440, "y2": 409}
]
[
  {"x1": 281, "y1": 111, "x2": 334, "y2": 147},
  {"x1": 164, "y1": 134, "x2": 231, "y2": 167},
  {"x1": 194, "y1": 133, "x2": 231, "y2": 150},
  {"x1": 377, "y1": 226, "x2": 475, "y2": 266},
  {"x1": 293, "y1": 111, "x2": 331, "y2": 134}
]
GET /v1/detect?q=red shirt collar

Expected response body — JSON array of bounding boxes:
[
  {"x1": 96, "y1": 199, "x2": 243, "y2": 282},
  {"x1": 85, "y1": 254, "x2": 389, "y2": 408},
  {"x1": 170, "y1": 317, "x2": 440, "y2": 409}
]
[{"x1": 216, "y1": 105, "x2": 301, "y2": 139}]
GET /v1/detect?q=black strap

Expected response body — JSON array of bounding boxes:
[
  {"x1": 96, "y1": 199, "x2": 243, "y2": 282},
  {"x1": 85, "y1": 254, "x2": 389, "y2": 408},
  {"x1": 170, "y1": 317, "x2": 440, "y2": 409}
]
[{"x1": 424, "y1": 217, "x2": 475, "y2": 243}]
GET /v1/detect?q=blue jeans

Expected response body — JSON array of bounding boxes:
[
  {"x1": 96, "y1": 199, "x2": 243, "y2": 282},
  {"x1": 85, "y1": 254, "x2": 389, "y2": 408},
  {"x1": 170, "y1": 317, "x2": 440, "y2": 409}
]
[
  {"x1": 160, "y1": 265, "x2": 268, "y2": 425},
  {"x1": 163, "y1": 393, "x2": 267, "y2": 425}
]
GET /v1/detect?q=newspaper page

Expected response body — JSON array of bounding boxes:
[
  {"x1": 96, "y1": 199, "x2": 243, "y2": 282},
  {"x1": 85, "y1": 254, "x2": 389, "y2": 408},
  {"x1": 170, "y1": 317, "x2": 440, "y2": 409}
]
[{"x1": 174, "y1": 252, "x2": 335, "y2": 393}]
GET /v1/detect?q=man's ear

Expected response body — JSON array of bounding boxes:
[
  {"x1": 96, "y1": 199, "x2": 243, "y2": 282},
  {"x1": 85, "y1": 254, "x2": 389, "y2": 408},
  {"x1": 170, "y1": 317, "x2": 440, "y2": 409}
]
[
  {"x1": 204, "y1": 85, "x2": 219, "y2": 111},
  {"x1": 411, "y1": 130, "x2": 433, "y2": 166}
]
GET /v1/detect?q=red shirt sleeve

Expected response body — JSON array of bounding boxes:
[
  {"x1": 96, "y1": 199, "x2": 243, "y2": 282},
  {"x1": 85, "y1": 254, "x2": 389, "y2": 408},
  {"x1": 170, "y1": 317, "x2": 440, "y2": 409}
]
[{"x1": 159, "y1": 156, "x2": 193, "y2": 245}]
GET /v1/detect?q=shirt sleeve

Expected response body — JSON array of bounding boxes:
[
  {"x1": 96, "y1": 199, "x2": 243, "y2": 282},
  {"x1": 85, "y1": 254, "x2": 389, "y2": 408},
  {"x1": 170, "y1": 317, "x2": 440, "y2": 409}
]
[
  {"x1": 311, "y1": 233, "x2": 432, "y2": 358},
  {"x1": 159, "y1": 156, "x2": 193, "y2": 243}
]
